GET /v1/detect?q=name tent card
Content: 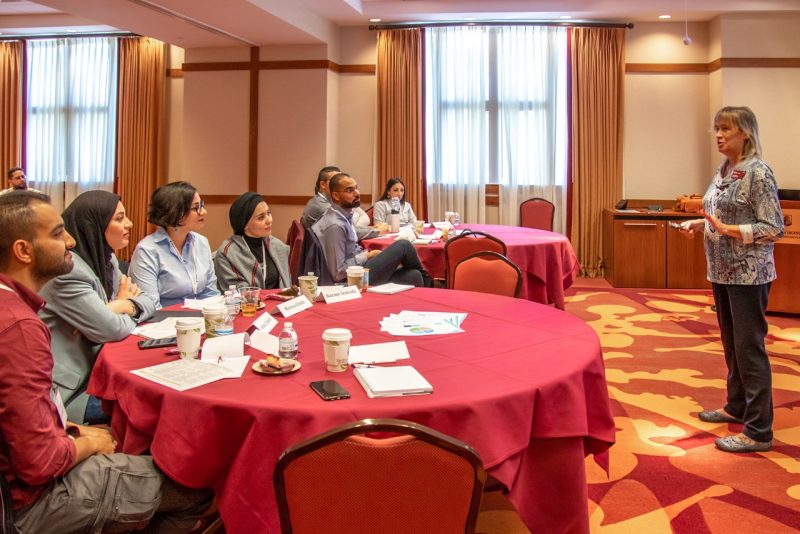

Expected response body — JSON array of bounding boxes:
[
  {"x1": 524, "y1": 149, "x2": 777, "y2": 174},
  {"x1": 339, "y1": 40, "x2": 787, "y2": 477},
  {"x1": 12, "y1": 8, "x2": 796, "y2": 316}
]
[
  {"x1": 320, "y1": 285, "x2": 362, "y2": 304},
  {"x1": 277, "y1": 295, "x2": 313, "y2": 318},
  {"x1": 252, "y1": 312, "x2": 277, "y2": 332}
]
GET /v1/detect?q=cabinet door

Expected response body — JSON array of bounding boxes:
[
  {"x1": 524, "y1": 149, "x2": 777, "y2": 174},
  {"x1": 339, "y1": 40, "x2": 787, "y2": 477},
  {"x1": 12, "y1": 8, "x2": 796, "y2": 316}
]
[
  {"x1": 666, "y1": 224, "x2": 710, "y2": 288},
  {"x1": 612, "y1": 219, "x2": 666, "y2": 287}
]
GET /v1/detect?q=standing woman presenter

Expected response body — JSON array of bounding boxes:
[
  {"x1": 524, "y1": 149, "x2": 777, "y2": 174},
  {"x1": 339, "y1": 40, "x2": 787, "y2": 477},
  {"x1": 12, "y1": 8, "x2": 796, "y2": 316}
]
[{"x1": 681, "y1": 106, "x2": 784, "y2": 453}]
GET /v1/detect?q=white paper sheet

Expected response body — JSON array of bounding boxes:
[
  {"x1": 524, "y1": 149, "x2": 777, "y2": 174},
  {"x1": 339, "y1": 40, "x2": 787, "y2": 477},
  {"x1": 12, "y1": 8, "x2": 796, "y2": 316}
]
[
  {"x1": 199, "y1": 353, "x2": 250, "y2": 378},
  {"x1": 378, "y1": 311, "x2": 466, "y2": 336},
  {"x1": 249, "y1": 330, "x2": 279, "y2": 355},
  {"x1": 183, "y1": 295, "x2": 224, "y2": 310},
  {"x1": 132, "y1": 317, "x2": 182, "y2": 339},
  {"x1": 201, "y1": 333, "x2": 248, "y2": 359},
  {"x1": 348, "y1": 341, "x2": 410, "y2": 364},
  {"x1": 131, "y1": 359, "x2": 232, "y2": 391},
  {"x1": 366, "y1": 283, "x2": 415, "y2": 295}
]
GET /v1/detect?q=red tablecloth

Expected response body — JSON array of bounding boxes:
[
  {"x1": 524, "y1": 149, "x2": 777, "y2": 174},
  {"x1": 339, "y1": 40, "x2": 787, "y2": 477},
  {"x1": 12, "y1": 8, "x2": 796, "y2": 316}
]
[
  {"x1": 89, "y1": 289, "x2": 613, "y2": 534},
  {"x1": 363, "y1": 224, "x2": 580, "y2": 309}
]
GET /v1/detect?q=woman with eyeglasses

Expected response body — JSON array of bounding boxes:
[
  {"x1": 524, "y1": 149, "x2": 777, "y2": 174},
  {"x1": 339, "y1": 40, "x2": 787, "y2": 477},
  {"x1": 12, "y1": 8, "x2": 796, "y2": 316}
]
[
  {"x1": 679, "y1": 106, "x2": 784, "y2": 453},
  {"x1": 372, "y1": 177, "x2": 417, "y2": 226},
  {"x1": 214, "y1": 192, "x2": 290, "y2": 290},
  {"x1": 39, "y1": 190, "x2": 156, "y2": 424},
  {"x1": 129, "y1": 181, "x2": 219, "y2": 308}
]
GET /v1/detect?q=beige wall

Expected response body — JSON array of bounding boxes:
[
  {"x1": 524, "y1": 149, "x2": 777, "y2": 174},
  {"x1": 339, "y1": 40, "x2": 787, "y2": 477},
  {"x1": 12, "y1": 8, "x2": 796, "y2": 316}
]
[
  {"x1": 624, "y1": 17, "x2": 800, "y2": 201},
  {"x1": 166, "y1": 17, "x2": 800, "y2": 247}
]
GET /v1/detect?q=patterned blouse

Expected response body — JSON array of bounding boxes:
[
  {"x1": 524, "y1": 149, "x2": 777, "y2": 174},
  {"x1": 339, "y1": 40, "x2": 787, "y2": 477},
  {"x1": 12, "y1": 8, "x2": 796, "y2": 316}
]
[{"x1": 702, "y1": 157, "x2": 784, "y2": 285}]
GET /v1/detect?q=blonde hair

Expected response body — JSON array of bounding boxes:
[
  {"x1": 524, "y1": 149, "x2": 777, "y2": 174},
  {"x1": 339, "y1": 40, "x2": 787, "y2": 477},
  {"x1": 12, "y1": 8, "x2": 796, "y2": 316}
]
[{"x1": 714, "y1": 106, "x2": 762, "y2": 160}]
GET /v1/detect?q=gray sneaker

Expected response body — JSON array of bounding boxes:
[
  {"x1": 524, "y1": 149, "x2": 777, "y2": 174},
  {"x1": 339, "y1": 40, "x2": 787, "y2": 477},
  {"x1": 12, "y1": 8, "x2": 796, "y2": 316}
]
[{"x1": 715, "y1": 434, "x2": 772, "y2": 453}]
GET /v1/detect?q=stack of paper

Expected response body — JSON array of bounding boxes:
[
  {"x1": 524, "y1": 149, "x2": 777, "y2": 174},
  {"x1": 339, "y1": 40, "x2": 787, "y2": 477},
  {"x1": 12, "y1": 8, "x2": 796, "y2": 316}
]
[
  {"x1": 379, "y1": 311, "x2": 466, "y2": 336},
  {"x1": 133, "y1": 317, "x2": 184, "y2": 339},
  {"x1": 353, "y1": 365, "x2": 433, "y2": 398},
  {"x1": 367, "y1": 283, "x2": 415, "y2": 295},
  {"x1": 131, "y1": 359, "x2": 233, "y2": 391},
  {"x1": 348, "y1": 341, "x2": 410, "y2": 364}
]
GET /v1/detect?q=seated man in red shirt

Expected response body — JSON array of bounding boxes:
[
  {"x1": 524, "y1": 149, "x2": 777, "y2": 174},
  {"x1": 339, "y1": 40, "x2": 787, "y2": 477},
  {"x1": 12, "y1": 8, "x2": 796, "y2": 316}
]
[{"x1": 0, "y1": 191, "x2": 213, "y2": 533}]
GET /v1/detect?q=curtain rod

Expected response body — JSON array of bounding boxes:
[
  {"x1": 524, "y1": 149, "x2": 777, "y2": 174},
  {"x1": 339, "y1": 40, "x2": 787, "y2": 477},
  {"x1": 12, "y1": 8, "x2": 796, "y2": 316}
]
[
  {"x1": 0, "y1": 32, "x2": 139, "y2": 41},
  {"x1": 369, "y1": 21, "x2": 633, "y2": 31}
]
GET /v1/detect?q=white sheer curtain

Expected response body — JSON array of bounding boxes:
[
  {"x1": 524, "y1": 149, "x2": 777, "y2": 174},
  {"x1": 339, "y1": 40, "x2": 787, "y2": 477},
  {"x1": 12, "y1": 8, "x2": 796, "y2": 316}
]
[
  {"x1": 425, "y1": 26, "x2": 567, "y2": 232},
  {"x1": 496, "y1": 27, "x2": 567, "y2": 233},
  {"x1": 425, "y1": 27, "x2": 487, "y2": 224},
  {"x1": 26, "y1": 38, "x2": 117, "y2": 212}
]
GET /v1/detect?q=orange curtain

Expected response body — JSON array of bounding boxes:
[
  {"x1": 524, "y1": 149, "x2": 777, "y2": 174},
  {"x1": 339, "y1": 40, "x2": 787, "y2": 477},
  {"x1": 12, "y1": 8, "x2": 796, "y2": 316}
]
[
  {"x1": 569, "y1": 28, "x2": 625, "y2": 277},
  {"x1": 376, "y1": 29, "x2": 426, "y2": 219},
  {"x1": 115, "y1": 37, "x2": 165, "y2": 260},
  {"x1": 1, "y1": 41, "x2": 23, "y2": 188}
]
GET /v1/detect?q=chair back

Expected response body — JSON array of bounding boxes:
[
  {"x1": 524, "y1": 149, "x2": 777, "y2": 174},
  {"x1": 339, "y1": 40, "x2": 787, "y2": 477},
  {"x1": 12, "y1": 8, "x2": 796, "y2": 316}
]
[
  {"x1": 274, "y1": 418, "x2": 485, "y2": 534},
  {"x1": 299, "y1": 229, "x2": 335, "y2": 286},
  {"x1": 365, "y1": 205, "x2": 374, "y2": 225},
  {"x1": 519, "y1": 197, "x2": 555, "y2": 231},
  {"x1": 286, "y1": 220, "x2": 305, "y2": 284},
  {"x1": 452, "y1": 251, "x2": 522, "y2": 298},
  {"x1": 1, "y1": 475, "x2": 19, "y2": 534},
  {"x1": 443, "y1": 231, "x2": 506, "y2": 289}
]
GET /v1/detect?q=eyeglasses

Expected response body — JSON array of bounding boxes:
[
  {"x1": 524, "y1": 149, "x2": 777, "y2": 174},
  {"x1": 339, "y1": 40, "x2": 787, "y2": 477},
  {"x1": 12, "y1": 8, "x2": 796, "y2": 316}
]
[
  {"x1": 190, "y1": 200, "x2": 205, "y2": 212},
  {"x1": 332, "y1": 186, "x2": 359, "y2": 194}
]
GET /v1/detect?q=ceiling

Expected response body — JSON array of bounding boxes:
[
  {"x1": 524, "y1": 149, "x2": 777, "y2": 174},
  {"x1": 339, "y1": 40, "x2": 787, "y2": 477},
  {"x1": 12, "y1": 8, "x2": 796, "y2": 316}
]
[{"x1": 1, "y1": 0, "x2": 798, "y2": 47}]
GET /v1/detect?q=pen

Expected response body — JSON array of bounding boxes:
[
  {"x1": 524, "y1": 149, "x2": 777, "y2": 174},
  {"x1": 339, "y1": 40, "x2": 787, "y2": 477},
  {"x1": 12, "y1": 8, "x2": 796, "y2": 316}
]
[{"x1": 351, "y1": 363, "x2": 374, "y2": 368}]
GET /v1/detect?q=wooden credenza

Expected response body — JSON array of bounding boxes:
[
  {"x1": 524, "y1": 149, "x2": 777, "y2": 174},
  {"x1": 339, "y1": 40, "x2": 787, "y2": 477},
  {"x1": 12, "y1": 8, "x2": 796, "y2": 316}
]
[
  {"x1": 767, "y1": 200, "x2": 800, "y2": 314},
  {"x1": 603, "y1": 209, "x2": 710, "y2": 289}
]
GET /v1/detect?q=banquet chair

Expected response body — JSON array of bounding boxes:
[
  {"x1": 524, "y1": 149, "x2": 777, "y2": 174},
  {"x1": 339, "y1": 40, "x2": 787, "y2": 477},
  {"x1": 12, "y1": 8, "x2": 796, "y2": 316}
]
[
  {"x1": 519, "y1": 197, "x2": 555, "y2": 231},
  {"x1": 1, "y1": 474, "x2": 19, "y2": 534},
  {"x1": 274, "y1": 418, "x2": 486, "y2": 534},
  {"x1": 286, "y1": 220, "x2": 305, "y2": 283},
  {"x1": 452, "y1": 251, "x2": 522, "y2": 298},
  {"x1": 443, "y1": 231, "x2": 507, "y2": 289},
  {"x1": 365, "y1": 205, "x2": 374, "y2": 225}
]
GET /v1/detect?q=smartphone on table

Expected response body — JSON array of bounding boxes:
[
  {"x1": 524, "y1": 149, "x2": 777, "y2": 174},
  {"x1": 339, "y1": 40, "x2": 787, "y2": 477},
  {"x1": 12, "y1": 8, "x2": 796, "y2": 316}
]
[
  {"x1": 137, "y1": 337, "x2": 177, "y2": 349},
  {"x1": 310, "y1": 380, "x2": 351, "y2": 401}
]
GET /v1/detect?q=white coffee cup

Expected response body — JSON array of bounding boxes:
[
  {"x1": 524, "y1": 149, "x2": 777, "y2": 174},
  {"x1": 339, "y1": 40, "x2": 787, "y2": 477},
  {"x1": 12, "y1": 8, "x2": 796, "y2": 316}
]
[
  {"x1": 346, "y1": 266, "x2": 365, "y2": 288},
  {"x1": 176, "y1": 317, "x2": 204, "y2": 359},
  {"x1": 444, "y1": 211, "x2": 455, "y2": 224},
  {"x1": 298, "y1": 273, "x2": 318, "y2": 302},
  {"x1": 322, "y1": 328, "x2": 352, "y2": 372}
]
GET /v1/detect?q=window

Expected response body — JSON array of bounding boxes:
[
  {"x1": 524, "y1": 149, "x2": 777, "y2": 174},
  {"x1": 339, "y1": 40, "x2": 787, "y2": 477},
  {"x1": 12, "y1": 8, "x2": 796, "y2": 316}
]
[
  {"x1": 26, "y1": 37, "x2": 118, "y2": 209},
  {"x1": 425, "y1": 26, "x2": 567, "y2": 229}
]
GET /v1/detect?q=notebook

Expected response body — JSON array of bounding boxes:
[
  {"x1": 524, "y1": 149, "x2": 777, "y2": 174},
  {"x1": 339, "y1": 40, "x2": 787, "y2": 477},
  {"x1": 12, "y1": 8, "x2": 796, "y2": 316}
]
[
  {"x1": 366, "y1": 283, "x2": 415, "y2": 295},
  {"x1": 353, "y1": 365, "x2": 433, "y2": 398}
]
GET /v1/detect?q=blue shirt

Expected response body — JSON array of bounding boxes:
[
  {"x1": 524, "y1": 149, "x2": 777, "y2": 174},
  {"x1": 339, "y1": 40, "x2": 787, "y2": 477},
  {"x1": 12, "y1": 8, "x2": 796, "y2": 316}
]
[
  {"x1": 703, "y1": 157, "x2": 784, "y2": 285},
  {"x1": 312, "y1": 204, "x2": 369, "y2": 282},
  {"x1": 129, "y1": 228, "x2": 219, "y2": 308}
]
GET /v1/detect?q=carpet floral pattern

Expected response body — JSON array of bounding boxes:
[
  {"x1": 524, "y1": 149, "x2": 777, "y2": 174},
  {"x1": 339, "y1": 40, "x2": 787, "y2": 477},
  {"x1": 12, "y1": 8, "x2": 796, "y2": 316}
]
[{"x1": 565, "y1": 287, "x2": 800, "y2": 533}]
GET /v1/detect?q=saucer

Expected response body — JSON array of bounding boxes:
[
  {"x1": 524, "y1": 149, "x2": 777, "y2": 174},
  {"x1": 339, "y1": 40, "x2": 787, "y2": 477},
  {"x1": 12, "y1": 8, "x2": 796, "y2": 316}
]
[{"x1": 252, "y1": 358, "x2": 301, "y2": 375}]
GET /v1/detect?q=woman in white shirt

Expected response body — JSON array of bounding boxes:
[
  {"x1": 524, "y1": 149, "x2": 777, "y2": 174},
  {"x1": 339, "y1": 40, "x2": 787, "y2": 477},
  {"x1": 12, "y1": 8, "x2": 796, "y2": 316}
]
[
  {"x1": 372, "y1": 177, "x2": 417, "y2": 226},
  {"x1": 129, "y1": 181, "x2": 219, "y2": 308}
]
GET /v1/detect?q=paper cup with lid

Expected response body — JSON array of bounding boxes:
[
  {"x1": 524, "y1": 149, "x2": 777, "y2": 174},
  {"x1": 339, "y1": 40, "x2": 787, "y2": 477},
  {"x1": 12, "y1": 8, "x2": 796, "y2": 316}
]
[{"x1": 322, "y1": 328, "x2": 352, "y2": 372}]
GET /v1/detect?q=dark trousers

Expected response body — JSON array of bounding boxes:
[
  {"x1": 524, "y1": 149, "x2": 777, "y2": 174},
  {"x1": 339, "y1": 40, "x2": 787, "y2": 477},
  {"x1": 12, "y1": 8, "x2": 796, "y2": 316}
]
[
  {"x1": 365, "y1": 240, "x2": 429, "y2": 287},
  {"x1": 712, "y1": 282, "x2": 773, "y2": 442}
]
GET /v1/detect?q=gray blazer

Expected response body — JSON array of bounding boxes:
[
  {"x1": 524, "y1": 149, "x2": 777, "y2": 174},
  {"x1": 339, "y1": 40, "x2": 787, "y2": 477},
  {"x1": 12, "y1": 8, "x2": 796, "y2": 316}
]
[
  {"x1": 214, "y1": 235, "x2": 291, "y2": 290},
  {"x1": 39, "y1": 254, "x2": 156, "y2": 423}
]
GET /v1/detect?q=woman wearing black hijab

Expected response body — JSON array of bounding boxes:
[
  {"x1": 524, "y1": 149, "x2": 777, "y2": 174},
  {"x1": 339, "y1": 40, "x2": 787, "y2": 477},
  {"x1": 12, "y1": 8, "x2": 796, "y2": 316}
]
[
  {"x1": 39, "y1": 190, "x2": 156, "y2": 424},
  {"x1": 214, "y1": 192, "x2": 291, "y2": 290}
]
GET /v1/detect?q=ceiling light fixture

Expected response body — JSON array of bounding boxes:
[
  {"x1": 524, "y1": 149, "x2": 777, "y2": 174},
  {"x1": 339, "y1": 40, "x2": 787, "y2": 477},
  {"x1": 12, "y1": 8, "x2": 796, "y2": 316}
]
[
  {"x1": 560, "y1": 16, "x2": 572, "y2": 20},
  {"x1": 464, "y1": 17, "x2": 476, "y2": 21},
  {"x1": 682, "y1": 0, "x2": 692, "y2": 45},
  {"x1": 369, "y1": 18, "x2": 381, "y2": 23},
  {"x1": 658, "y1": 14, "x2": 671, "y2": 19}
]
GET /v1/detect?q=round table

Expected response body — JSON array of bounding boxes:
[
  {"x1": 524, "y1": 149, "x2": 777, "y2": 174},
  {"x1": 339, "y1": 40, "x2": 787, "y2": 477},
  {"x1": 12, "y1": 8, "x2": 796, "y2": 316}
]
[
  {"x1": 89, "y1": 288, "x2": 613, "y2": 534},
  {"x1": 362, "y1": 224, "x2": 579, "y2": 309}
]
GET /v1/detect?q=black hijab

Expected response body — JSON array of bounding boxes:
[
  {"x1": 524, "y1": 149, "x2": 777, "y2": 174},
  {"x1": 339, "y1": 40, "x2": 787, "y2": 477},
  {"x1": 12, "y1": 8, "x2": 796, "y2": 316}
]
[
  {"x1": 62, "y1": 190, "x2": 121, "y2": 299},
  {"x1": 229, "y1": 192, "x2": 264, "y2": 236}
]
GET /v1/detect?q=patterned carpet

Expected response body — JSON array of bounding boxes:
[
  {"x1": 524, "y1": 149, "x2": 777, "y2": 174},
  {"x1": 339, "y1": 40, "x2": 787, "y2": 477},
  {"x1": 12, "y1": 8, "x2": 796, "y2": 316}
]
[{"x1": 565, "y1": 282, "x2": 800, "y2": 533}]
